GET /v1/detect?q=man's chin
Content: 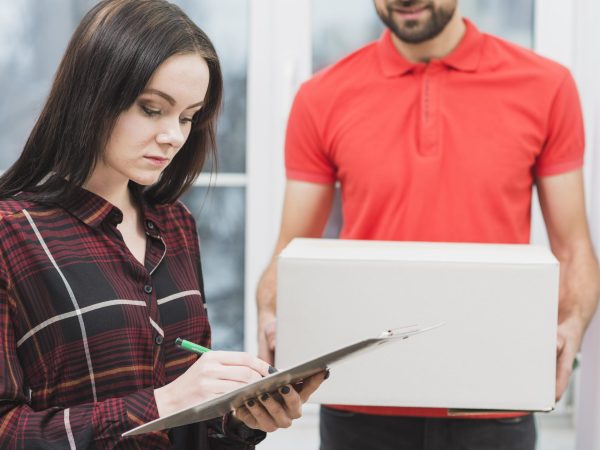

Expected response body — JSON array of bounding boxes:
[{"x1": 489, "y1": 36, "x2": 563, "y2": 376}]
[{"x1": 392, "y1": 28, "x2": 435, "y2": 44}]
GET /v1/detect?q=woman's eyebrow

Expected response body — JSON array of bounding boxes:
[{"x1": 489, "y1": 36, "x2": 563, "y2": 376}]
[{"x1": 142, "y1": 88, "x2": 203, "y2": 109}]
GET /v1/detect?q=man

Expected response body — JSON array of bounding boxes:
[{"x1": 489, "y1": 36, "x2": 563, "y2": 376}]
[{"x1": 256, "y1": 0, "x2": 600, "y2": 449}]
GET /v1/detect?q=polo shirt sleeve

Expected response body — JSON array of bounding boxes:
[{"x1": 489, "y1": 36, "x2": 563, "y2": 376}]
[
  {"x1": 285, "y1": 84, "x2": 337, "y2": 184},
  {"x1": 535, "y1": 70, "x2": 585, "y2": 177}
]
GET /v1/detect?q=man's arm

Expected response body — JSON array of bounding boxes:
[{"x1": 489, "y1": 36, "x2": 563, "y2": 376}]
[
  {"x1": 256, "y1": 180, "x2": 335, "y2": 364},
  {"x1": 537, "y1": 169, "x2": 600, "y2": 400}
]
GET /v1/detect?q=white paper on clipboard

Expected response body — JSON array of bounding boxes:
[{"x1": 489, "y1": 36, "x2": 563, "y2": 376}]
[{"x1": 123, "y1": 323, "x2": 443, "y2": 437}]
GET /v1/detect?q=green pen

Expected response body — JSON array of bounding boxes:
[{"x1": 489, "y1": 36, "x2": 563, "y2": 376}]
[
  {"x1": 175, "y1": 337, "x2": 278, "y2": 374},
  {"x1": 175, "y1": 337, "x2": 211, "y2": 354}
]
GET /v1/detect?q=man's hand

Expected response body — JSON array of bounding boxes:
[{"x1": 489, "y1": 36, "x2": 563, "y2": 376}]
[
  {"x1": 537, "y1": 171, "x2": 600, "y2": 401},
  {"x1": 256, "y1": 181, "x2": 335, "y2": 366},
  {"x1": 555, "y1": 316, "x2": 584, "y2": 401},
  {"x1": 258, "y1": 311, "x2": 277, "y2": 365}
]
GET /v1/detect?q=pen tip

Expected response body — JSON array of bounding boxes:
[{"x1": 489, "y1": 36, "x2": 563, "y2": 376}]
[{"x1": 175, "y1": 338, "x2": 182, "y2": 346}]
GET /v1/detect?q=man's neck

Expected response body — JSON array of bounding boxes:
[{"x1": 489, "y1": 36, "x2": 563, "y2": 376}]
[{"x1": 391, "y1": 13, "x2": 466, "y2": 63}]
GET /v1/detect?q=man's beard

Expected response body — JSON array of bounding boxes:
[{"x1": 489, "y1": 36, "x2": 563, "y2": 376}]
[{"x1": 376, "y1": 1, "x2": 457, "y2": 44}]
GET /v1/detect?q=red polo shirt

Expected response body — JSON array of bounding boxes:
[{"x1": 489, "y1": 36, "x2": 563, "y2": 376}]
[{"x1": 284, "y1": 20, "x2": 584, "y2": 417}]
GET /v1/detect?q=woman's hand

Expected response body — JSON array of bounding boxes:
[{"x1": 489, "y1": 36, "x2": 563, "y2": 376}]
[
  {"x1": 231, "y1": 370, "x2": 328, "y2": 432},
  {"x1": 154, "y1": 351, "x2": 271, "y2": 417}
]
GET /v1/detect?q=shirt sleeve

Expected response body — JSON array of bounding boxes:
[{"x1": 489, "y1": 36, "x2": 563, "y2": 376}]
[
  {"x1": 535, "y1": 70, "x2": 585, "y2": 177},
  {"x1": 0, "y1": 255, "x2": 168, "y2": 449},
  {"x1": 205, "y1": 414, "x2": 266, "y2": 449},
  {"x1": 285, "y1": 84, "x2": 337, "y2": 184}
]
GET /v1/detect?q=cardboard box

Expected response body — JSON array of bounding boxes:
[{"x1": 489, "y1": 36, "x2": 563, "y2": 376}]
[{"x1": 275, "y1": 238, "x2": 559, "y2": 412}]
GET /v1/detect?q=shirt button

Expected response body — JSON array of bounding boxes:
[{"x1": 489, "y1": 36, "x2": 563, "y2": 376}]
[
  {"x1": 155, "y1": 335, "x2": 164, "y2": 345},
  {"x1": 144, "y1": 285, "x2": 153, "y2": 294},
  {"x1": 146, "y1": 220, "x2": 155, "y2": 230}
]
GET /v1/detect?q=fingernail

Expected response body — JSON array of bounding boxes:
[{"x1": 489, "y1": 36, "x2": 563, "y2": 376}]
[
  {"x1": 268, "y1": 365, "x2": 278, "y2": 374},
  {"x1": 324, "y1": 370, "x2": 330, "y2": 380},
  {"x1": 261, "y1": 393, "x2": 269, "y2": 401},
  {"x1": 247, "y1": 399, "x2": 255, "y2": 407},
  {"x1": 280, "y1": 385, "x2": 290, "y2": 395}
]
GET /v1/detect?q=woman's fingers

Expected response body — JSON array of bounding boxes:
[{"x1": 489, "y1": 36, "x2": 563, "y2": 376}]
[
  {"x1": 200, "y1": 363, "x2": 264, "y2": 384},
  {"x1": 298, "y1": 370, "x2": 328, "y2": 402},
  {"x1": 201, "y1": 351, "x2": 271, "y2": 377},
  {"x1": 277, "y1": 385, "x2": 302, "y2": 419},
  {"x1": 258, "y1": 392, "x2": 294, "y2": 428},
  {"x1": 233, "y1": 406, "x2": 258, "y2": 429},
  {"x1": 201, "y1": 379, "x2": 260, "y2": 396},
  {"x1": 233, "y1": 371, "x2": 330, "y2": 433},
  {"x1": 243, "y1": 398, "x2": 279, "y2": 432},
  {"x1": 162, "y1": 350, "x2": 291, "y2": 418}
]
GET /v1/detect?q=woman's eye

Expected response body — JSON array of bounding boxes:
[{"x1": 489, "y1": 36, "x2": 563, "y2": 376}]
[
  {"x1": 141, "y1": 105, "x2": 160, "y2": 117},
  {"x1": 180, "y1": 117, "x2": 194, "y2": 125}
]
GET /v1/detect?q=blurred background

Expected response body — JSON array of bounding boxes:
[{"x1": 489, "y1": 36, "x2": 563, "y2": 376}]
[{"x1": 1, "y1": 1, "x2": 599, "y2": 449}]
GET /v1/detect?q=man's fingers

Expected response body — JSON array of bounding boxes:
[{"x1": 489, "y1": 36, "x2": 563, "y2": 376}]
[
  {"x1": 257, "y1": 338, "x2": 275, "y2": 366},
  {"x1": 258, "y1": 319, "x2": 277, "y2": 365},
  {"x1": 555, "y1": 345, "x2": 575, "y2": 401},
  {"x1": 556, "y1": 334, "x2": 566, "y2": 352},
  {"x1": 264, "y1": 320, "x2": 277, "y2": 350}
]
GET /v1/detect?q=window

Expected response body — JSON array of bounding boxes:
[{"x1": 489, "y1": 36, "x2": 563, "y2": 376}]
[
  {"x1": 0, "y1": 0, "x2": 248, "y2": 350},
  {"x1": 175, "y1": 0, "x2": 249, "y2": 350}
]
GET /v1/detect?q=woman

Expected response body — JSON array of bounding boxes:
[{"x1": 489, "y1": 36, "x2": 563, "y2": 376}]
[{"x1": 0, "y1": 0, "x2": 325, "y2": 448}]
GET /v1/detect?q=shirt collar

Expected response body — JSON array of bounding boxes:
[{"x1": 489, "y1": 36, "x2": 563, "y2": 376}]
[
  {"x1": 52, "y1": 182, "x2": 115, "y2": 229},
  {"x1": 56, "y1": 181, "x2": 164, "y2": 235},
  {"x1": 377, "y1": 18, "x2": 484, "y2": 77}
]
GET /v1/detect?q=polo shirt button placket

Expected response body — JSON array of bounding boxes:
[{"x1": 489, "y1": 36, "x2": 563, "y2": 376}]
[
  {"x1": 420, "y1": 63, "x2": 441, "y2": 157},
  {"x1": 155, "y1": 335, "x2": 164, "y2": 345},
  {"x1": 144, "y1": 284, "x2": 153, "y2": 294}
]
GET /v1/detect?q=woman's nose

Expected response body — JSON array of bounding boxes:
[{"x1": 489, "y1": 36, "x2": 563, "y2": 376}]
[{"x1": 156, "y1": 121, "x2": 185, "y2": 148}]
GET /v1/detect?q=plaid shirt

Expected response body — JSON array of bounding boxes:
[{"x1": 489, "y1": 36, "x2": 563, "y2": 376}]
[{"x1": 0, "y1": 183, "x2": 263, "y2": 449}]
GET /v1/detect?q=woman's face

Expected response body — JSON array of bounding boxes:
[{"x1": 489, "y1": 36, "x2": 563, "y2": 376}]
[{"x1": 98, "y1": 53, "x2": 210, "y2": 187}]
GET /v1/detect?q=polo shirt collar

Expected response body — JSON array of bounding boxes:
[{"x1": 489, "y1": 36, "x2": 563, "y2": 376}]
[{"x1": 377, "y1": 18, "x2": 484, "y2": 77}]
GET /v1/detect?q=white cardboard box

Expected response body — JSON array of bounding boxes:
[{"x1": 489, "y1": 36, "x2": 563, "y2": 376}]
[{"x1": 275, "y1": 238, "x2": 559, "y2": 412}]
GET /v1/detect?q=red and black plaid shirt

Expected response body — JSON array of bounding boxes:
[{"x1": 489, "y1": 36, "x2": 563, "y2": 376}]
[{"x1": 0, "y1": 183, "x2": 262, "y2": 449}]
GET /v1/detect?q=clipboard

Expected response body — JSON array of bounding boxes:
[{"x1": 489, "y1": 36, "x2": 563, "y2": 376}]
[{"x1": 123, "y1": 323, "x2": 442, "y2": 437}]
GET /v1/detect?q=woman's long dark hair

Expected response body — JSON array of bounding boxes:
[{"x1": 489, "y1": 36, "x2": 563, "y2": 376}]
[{"x1": 0, "y1": 0, "x2": 223, "y2": 204}]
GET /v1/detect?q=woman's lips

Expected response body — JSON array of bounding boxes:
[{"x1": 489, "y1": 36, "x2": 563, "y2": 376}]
[{"x1": 144, "y1": 156, "x2": 169, "y2": 167}]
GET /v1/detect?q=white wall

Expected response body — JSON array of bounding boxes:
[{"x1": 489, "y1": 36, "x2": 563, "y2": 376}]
[{"x1": 570, "y1": 0, "x2": 600, "y2": 447}]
